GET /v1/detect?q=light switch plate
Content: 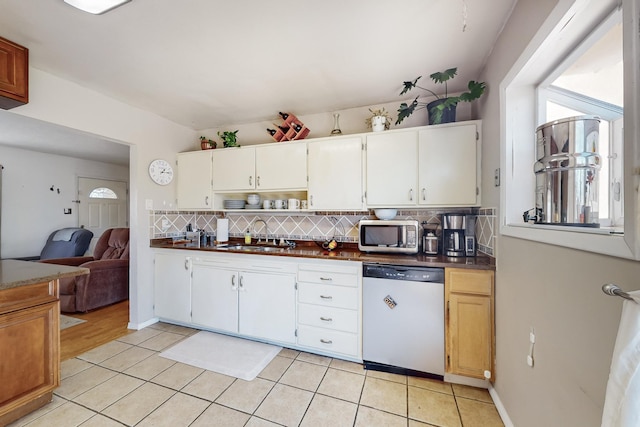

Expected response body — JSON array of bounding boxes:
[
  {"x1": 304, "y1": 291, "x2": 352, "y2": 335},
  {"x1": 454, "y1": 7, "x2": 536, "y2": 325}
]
[
  {"x1": 494, "y1": 168, "x2": 500, "y2": 187},
  {"x1": 145, "y1": 199, "x2": 153, "y2": 210}
]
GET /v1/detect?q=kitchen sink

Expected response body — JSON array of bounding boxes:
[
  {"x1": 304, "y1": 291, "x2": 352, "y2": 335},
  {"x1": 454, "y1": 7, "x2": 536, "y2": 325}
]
[{"x1": 224, "y1": 244, "x2": 290, "y2": 253}]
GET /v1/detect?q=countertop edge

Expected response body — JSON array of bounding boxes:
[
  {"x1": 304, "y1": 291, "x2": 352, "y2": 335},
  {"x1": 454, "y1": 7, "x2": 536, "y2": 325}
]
[
  {"x1": 0, "y1": 260, "x2": 90, "y2": 291},
  {"x1": 150, "y1": 240, "x2": 496, "y2": 270}
]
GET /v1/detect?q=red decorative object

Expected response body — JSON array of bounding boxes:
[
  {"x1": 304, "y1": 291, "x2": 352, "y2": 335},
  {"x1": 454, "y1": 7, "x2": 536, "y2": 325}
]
[{"x1": 267, "y1": 112, "x2": 310, "y2": 142}]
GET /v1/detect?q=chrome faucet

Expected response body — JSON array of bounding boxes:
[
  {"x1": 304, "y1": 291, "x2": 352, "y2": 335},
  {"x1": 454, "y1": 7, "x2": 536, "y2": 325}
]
[{"x1": 252, "y1": 218, "x2": 272, "y2": 244}]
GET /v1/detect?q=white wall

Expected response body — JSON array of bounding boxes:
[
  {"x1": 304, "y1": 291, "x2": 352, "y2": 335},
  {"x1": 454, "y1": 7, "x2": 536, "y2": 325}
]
[
  {"x1": 480, "y1": 0, "x2": 640, "y2": 425},
  {"x1": 0, "y1": 145, "x2": 128, "y2": 258},
  {"x1": 12, "y1": 67, "x2": 197, "y2": 328}
]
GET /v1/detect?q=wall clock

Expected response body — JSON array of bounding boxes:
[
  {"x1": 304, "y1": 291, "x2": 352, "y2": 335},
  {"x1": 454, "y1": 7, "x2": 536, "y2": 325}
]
[{"x1": 148, "y1": 159, "x2": 174, "y2": 185}]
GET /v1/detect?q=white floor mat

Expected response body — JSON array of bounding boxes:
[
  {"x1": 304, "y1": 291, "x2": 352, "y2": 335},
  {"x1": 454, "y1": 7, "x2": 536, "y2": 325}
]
[
  {"x1": 60, "y1": 314, "x2": 87, "y2": 330},
  {"x1": 159, "y1": 331, "x2": 282, "y2": 381}
]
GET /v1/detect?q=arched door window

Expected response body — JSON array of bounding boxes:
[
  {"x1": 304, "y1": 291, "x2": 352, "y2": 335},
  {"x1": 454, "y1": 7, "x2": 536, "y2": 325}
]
[{"x1": 89, "y1": 187, "x2": 118, "y2": 199}]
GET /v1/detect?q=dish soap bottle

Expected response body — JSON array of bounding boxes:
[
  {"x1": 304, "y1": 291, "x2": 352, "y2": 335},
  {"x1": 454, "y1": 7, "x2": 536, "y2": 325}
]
[{"x1": 244, "y1": 228, "x2": 252, "y2": 244}]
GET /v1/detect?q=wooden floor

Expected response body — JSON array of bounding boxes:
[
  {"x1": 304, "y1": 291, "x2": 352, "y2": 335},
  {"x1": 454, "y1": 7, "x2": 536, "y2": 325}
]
[{"x1": 60, "y1": 300, "x2": 132, "y2": 361}]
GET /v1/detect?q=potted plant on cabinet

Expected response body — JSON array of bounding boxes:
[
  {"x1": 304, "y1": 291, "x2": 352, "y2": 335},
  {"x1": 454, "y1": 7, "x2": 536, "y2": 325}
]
[
  {"x1": 217, "y1": 130, "x2": 240, "y2": 147},
  {"x1": 396, "y1": 67, "x2": 486, "y2": 125},
  {"x1": 365, "y1": 108, "x2": 392, "y2": 132},
  {"x1": 200, "y1": 136, "x2": 217, "y2": 150}
]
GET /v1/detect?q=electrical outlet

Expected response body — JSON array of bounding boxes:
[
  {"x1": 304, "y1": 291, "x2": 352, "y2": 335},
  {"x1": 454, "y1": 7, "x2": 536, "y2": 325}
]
[{"x1": 494, "y1": 168, "x2": 500, "y2": 187}]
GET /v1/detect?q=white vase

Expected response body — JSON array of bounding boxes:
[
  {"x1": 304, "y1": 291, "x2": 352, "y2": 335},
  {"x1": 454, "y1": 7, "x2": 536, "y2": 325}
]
[{"x1": 372, "y1": 116, "x2": 386, "y2": 132}]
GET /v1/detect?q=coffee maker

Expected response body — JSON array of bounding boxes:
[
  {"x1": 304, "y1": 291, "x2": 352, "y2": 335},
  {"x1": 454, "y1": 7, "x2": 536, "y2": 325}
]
[{"x1": 442, "y1": 213, "x2": 477, "y2": 257}]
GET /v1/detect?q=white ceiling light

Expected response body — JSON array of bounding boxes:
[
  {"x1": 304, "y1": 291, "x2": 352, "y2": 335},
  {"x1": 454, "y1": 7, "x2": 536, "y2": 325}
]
[{"x1": 63, "y1": 0, "x2": 131, "y2": 15}]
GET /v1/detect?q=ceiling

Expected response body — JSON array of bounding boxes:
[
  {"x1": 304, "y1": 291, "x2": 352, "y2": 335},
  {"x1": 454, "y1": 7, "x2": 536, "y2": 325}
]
[{"x1": 0, "y1": 0, "x2": 516, "y2": 164}]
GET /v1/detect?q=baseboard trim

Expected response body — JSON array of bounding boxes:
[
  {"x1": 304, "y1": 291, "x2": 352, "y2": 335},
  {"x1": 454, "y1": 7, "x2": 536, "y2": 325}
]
[
  {"x1": 489, "y1": 384, "x2": 514, "y2": 427},
  {"x1": 128, "y1": 317, "x2": 159, "y2": 330}
]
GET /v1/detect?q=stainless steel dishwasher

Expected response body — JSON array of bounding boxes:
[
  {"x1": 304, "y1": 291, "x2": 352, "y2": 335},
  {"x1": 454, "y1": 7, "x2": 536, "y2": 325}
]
[{"x1": 362, "y1": 263, "x2": 445, "y2": 379}]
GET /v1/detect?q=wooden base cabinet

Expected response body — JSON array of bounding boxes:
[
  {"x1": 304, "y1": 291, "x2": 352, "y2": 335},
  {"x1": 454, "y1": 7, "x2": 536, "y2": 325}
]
[
  {"x1": 445, "y1": 268, "x2": 495, "y2": 380},
  {"x1": 0, "y1": 281, "x2": 59, "y2": 426}
]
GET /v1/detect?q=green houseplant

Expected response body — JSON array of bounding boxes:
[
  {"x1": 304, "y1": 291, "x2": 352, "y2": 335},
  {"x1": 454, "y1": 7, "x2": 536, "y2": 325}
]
[
  {"x1": 217, "y1": 130, "x2": 239, "y2": 147},
  {"x1": 396, "y1": 67, "x2": 486, "y2": 125}
]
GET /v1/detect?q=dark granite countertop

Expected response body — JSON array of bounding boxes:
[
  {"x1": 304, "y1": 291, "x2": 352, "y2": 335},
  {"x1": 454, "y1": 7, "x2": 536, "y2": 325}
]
[
  {"x1": 150, "y1": 239, "x2": 495, "y2": 270},
  {"x1": 0, "y1": 259, "x2": 89, "y2": 291}
]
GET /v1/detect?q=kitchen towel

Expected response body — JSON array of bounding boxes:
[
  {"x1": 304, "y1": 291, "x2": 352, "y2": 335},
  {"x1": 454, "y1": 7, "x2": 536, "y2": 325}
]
[
  {"x1": 601, "y1": 290, "x2": 640, "y2": 427},
  {"x1": 217, "y1": 218, "x2": 229, "y2": 242}
]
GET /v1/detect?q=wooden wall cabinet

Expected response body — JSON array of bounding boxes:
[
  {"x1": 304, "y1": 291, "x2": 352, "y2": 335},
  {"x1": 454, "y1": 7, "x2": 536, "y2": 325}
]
[
  {"x1": 445, "y1": 268, "x2": 495, "y2": 380},
  {"x1": 0, "y1": 281, "x2": 59, "y2": 426},
  {"x1": 0, "y1": 36, "x2": 28, "y2": 109}
]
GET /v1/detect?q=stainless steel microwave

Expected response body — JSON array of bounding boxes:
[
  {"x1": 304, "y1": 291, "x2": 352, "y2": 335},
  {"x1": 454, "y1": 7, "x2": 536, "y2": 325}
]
[{"x1": 358, "y1": 219, "x2": 419, "y2": 254}]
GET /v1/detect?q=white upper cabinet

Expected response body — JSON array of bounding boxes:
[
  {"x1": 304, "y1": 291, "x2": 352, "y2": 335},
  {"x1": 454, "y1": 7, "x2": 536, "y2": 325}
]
[
  {"x1": 365, "y1": 122, "x2": 480, "y2": 207},
  {"x1": 308, "y1": 136, "x2": 364, "y2": 210},
  {"x1": 177, "y1": 151, "x2": 213, "y2": 209},
  {"x1": 212, "y1": 147, "x2": 256, "y2": 191},
  {"x1": 255, "y1": 142, "x2": 307, "y2": 190},
  {"x1": 211, "y1": 142, "x2": 307, "y2": 192},
  {"x1": 365, "y1": 131, "x2": 419, "y2": 206},
  {"x1": 418, "y1": 124, "x2": 478, "y2": 206}
]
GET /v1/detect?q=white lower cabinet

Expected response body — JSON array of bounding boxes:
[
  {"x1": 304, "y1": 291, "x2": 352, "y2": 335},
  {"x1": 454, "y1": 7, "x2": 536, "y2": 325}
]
[
  {"x1": 190, "y1": 255, "x2": 297, "y2": 345},
  {"x1": 154, "y1": 251, "x2": 192, "y2": 324},
  {"x1": 296, "y1": 260, "x2": 362, "y2": 360},
  {"x1": 154, "y1": 251, "x2": 363, "y2": 361}
]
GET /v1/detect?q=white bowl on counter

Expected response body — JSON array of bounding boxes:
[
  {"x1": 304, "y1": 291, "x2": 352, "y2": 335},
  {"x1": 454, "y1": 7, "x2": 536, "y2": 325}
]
[{"x1": 374, "y1": 209, "x2": 398, "y2": 220}]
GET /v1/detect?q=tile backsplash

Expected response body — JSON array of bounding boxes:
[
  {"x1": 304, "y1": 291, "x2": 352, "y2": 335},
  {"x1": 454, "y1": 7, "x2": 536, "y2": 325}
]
[{"x1": 151, "y1": 207, "x2": 497, "y2": 256}]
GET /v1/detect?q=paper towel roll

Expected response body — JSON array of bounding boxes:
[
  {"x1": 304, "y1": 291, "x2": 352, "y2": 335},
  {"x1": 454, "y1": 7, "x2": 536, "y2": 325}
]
[{"x1": 217, "y1": 218, "x2": 229, "y2": 242}]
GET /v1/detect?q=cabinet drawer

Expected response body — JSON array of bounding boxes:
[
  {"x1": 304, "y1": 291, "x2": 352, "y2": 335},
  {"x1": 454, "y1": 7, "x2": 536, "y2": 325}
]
[
  {"x1": 297, "y1": 270, "x2": 359, "y2": 287},
  {"x1": 297, "y1": 325, "x2": 359, "y2": 357},
  {"x1": 446, "y1": 268, "x2": 494, "y2": 296},
  {"x1": 298, "y1": 283, "x2": 359, "y2": 310},
  {"x1": 298, "y1": 303, "x2": 358, "y2": 333}
]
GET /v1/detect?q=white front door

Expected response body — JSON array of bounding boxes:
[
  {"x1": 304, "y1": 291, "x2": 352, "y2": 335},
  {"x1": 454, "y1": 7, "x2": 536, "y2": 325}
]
[{"x1": 78, "y1": 177, "x2": 128, "y2": 238}]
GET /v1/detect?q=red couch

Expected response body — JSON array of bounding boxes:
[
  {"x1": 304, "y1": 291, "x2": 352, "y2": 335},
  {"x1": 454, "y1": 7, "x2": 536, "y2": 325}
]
[{"x1": 41, "y1": 228, "x2": 129, "y2": 312}]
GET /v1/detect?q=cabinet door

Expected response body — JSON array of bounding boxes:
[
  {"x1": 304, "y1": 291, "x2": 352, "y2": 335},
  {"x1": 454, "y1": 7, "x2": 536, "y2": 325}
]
[
  {"x1": 177, "y1": 151, "x2": 213, "y2": 209},
  {"x1": 308, "y1": 137, "x2": 364, "y2": 210},
  {"x1": 418, "y1": 124, "x2": 478, "y2": 206},
  {"x1": 191, "y1": 265, "x2": 239, "y2": 333},
  {"x1": 447, "y1": 293, "x2": 492, "y2": 378},
  {"x1": 239, "y1": 271, "x2": 296, "y2": 344},
  {"x1": 0, "y1": 301, "x2": 58, "y2": 421},
  {"x1": 0, "y1": 36, "x2": 28, "y2": 109},
  {"x1": 365, "y1": 131, "x2": 418, "y2": 206},
  {"x1": 154, "y1": 253, "x2": 191, "y2": 323},
  {"x1": 256, "y1": 142, "x2": 307, "y2": 190},
  {"x1": 212, "y1": 147, "x2": 256, "y2": 191},
  {"x1": 446, "y1": 268, "x2": 494, "y2": 380}
]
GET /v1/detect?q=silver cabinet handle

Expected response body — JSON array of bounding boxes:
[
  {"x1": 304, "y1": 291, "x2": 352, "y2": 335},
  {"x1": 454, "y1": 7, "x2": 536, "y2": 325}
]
[
  {"x1": 184, "y1": 259, "x2": 189, "y2": 270},
  {"x1": 422, "y1": 188, "x2": 426, "y2": 201},
  {"x1": 256, "y1": 176, "x2": 261, "y2": 187},
  {"x1": 320, "y1": 317, "x2": 333, "y2": 322},
  {"x1": 310, "y1": 195, "x2": 314, "y2": 206},
  {"x1": 320, "y1": 339, "x2": 333, "y2": 344},
  {"x1": 239, "y1": 275, "x2": 244, "y2": 290},
  {"x1": 320, "y1": 295, "x2": 333, "y2": 300},
  {"x1": 409, "y1": 188, "x2": 414, "y2": 201},
  {"x1": 231, "y1": 275, "x2": 237, "y2": 290},
  {"x1": 249, "y1": 176, "x2": 253, "y2": 186},
  {"x1": 319, "y1": 277, "x2": 332, "y2": 281},
  {"x1": 205, "y1": 196, "x2": 210, "y2": 206}
]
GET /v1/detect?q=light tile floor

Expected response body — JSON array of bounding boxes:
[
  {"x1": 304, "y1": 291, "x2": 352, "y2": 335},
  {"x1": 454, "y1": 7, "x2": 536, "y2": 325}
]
[{"x1": 10, "y1": 322, "x2": 504, "y2": 427}]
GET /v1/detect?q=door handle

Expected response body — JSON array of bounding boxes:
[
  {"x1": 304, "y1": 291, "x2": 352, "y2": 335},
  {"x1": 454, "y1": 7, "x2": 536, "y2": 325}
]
[
  {"x1": 249, "y1": 176, "x2": 253, "y2": 186},
  {"x1": 422, "y1": 188, "x2": 426, "y2": 200},
  {"x1": 239, "y1": 275, "x2": 244, "y2": 291},
  {"x1": 231, "y1": 275, "x2": 237, "y2": 290},
  {"x1": 320, "y1": 317, "x2": 333, "y2": 322},
  {"x1": 256, "y1": 176, "x2": 261, "y2": 187},
  {"x1": 320, "y1": 295, "x2": 333, "y2": 300},
  {"x1": 205, "y1": 196, "x2": 210, "y2": 206},
  {"x1": 409, "y1": 189, "x2": 414, "y2": 201},
  {"x1": 320, "y1": 339, "x2": 333, "y2": 344}
]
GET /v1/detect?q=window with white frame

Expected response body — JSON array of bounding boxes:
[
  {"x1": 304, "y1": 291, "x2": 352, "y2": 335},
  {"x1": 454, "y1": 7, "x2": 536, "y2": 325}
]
[
  {"x1": 501, "y1": 0, "x2": 640, "y2": 259},
  {"x1": 537, "y1": 9, "x2": 623, "y2": 227}
]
